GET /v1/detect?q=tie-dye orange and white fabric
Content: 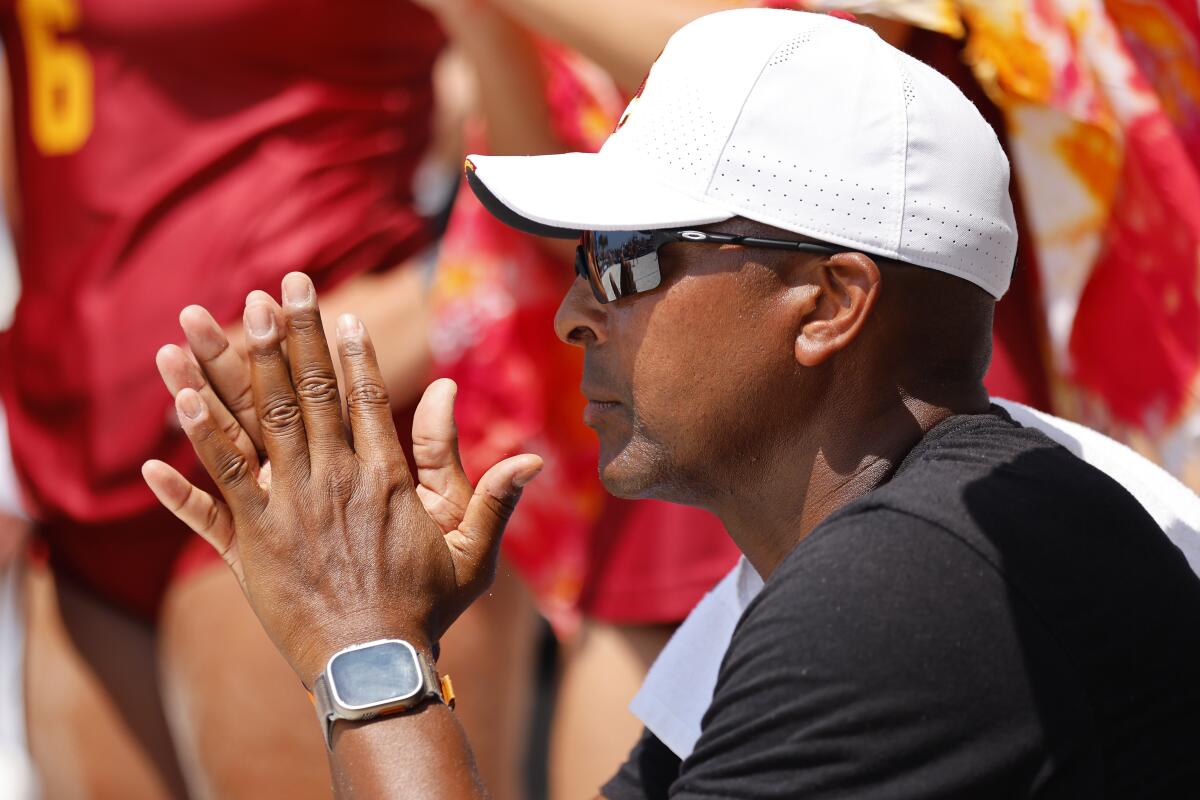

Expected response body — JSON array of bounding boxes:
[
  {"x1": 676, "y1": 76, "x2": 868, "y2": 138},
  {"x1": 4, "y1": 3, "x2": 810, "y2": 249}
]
[{"x1": 797, "y1": 0, "x2": 1200, "y2": 489}]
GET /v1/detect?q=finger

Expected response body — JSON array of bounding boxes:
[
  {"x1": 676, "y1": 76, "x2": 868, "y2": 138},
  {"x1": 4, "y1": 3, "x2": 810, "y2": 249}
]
[
  {"x1": 172, "y1": 388, "x2": 266, "y2": 518},
  {"x1": 244, "y1": 298, "x2": 310, "y2": 478},
  {"x1": 280, "y1": 272, "x2": 348, "y2": 459},
  {"x1": 336, "y1": 313, "x2": 407, "y2": 473},
  {"x1": 141, "y1": 459, "x2": 243, "y2": 582},
  {"x1": 179, "y1": 304, "x2": 267, "y2": 453},
  {"x1": 245, "y1": 291, "x2": 290, "y2": 361},
  {"x1": 412, "y1": 379, "x2": 472, "y2": 532},
  {"x1": 156, "y1": 344, "x2": 260, "y2": 473},
  {"x1": 446, "y1": 454, "x2": 543, "y2": 593}
]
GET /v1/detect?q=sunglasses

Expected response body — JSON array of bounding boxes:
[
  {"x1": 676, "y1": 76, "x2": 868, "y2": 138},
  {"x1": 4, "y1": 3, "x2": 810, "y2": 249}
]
[{"x1": 575, "y1": 229, "x2": 841, "y2": 303}]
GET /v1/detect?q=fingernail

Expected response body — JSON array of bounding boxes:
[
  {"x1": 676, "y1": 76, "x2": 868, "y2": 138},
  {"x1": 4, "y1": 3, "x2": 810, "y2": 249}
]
[
  {"x1": 245, "y1": 304, "x2": 274, "y2": 337},
  {"x1": 177, "y1": 390, "x2": 203, "y2": 420},
  {"x1": 282, "y1": 273, "x2": 313, "y2": 307},
  {"x1": 337, "y1": 313, "x2": 363, "y2": 338}
]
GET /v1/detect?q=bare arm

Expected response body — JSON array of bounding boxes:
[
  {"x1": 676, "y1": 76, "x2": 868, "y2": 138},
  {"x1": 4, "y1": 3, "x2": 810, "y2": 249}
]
[
  {"x1": 422, "y1": 1, "x2": 561, "y2": 158},
  {"x1": 481, "y1": 0, "x2": 732, "y2": 93},
  {"x1": 327, "y1": 705, "x2": 487, "y2": 799},
  {"x1": 448, "y1": 2, "x2": 915, "y2": 96},
  {"x1": 416, "y1": 0, "x2": 576, "y2": 260},
  {"x1": 144, "y1": 275, "x2": 545, "y2": 798},
  {"x1": 0, "y1": 51, "x2": 19, "y2": 242}
]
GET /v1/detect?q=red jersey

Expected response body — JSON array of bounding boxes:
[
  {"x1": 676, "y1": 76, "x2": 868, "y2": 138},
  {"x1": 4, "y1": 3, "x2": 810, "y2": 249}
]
[{"x1": 0, "y1": 0, "x2": 442, "y2": 527}]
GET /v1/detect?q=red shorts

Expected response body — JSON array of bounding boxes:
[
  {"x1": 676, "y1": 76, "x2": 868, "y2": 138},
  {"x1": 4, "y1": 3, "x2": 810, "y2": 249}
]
[
  {"x1": 36, "y1": 403, "x2": 421, "y2": 622},
  {"x1": 578, "y1": 497, "x2": 741, "y2": 625},
  {"x1": 37, "y1": 502, "x2": 218, "y2": 619}
]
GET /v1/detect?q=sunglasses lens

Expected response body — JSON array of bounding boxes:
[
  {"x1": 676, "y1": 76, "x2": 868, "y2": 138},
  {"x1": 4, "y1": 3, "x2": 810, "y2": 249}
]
[{"x1": 583, "y1": 231, "x2": 664, "y2": 303}]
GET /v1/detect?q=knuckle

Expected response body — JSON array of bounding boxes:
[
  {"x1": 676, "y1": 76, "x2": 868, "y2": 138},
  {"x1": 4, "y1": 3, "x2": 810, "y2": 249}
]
[
  {"x1": 339, "y1": 336, "x2": 369, "y2": 359},
  {"x1": 200, "y1": 494, "x2": 223, "y2": 532},
  {"x1": 287, "y1": 311, "x2": 321, "y2": 335},
  {"x1": 326, "y1": 468, "x2": 356, "y2": 499},
  {"x1": 363, "y1": 462, "x2": 403, "y2": 491},
  {"x1": 219, "y1": 416, "x2": 244, "y2": 443},
  {"x1": 214, "y1": 449, "x2": 252, "y2": 487},
  {"x1": 248, "y1": 338, "x2": 281, "y2": 362},
  {"x1": 227, "y1": 383, "x2": 255, "y2": 414},
  {"x1": 346, "y1": 377, "x2": 390, "y2": 410},
  {"x1": 295, "y1": 371, "x2": 339, "y2": 405},
  {"x1": 260, "y1": 393, "x2": 303, "y2": 432}
]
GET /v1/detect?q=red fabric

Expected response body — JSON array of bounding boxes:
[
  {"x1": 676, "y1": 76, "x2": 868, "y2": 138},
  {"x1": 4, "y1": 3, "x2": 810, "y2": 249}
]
[
  {"x1": 429, "y1": 45, "x2": 610, "y2": 635},
  {"x1": 0, "y1": 0, "x2": 442, "y2": 617},
  {"x1": 579, "y1": 499, "x2": 740, "y2": 624},
  {"x1": 1069, "y1": 111, "x2": 1200, "y2": 423}
]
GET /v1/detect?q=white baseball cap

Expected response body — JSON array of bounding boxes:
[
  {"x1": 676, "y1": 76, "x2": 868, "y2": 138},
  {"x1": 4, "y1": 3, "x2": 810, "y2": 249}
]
[{"x1": 465, "y1": 8, "x2": 1018, "y2": 299}]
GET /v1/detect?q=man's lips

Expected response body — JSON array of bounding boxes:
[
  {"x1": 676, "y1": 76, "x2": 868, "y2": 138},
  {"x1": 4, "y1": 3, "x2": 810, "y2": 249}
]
[
  {"x1": 582, "y1": 399, "x2": 621, "y2": 427},
  {"x1": 581, "y1": 387, "x2": 622, "y2": 427}
]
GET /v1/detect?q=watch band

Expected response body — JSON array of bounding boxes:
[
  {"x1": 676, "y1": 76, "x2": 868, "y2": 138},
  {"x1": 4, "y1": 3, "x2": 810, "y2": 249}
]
[{"x1": 312, "y1": 649, "x2": 447, "y2": 750}]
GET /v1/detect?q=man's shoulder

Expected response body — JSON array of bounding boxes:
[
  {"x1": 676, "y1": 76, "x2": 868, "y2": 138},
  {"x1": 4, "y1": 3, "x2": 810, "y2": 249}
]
[
  {"x1": 826, "y1": 407, "x2": 1164, "y2": 568},
  {"x1": 715, "y1": 410, "x2": 1200, "y2": 799},
  {"x1": 736, "y1": 504, "x2": 1012, "y2": 670},
  {"x1": 743, "y1": 405, "x2": 1200, "y2": 673},
  {"x1": 743, "y1": 405, "x2": 1200, "y2": 716}
]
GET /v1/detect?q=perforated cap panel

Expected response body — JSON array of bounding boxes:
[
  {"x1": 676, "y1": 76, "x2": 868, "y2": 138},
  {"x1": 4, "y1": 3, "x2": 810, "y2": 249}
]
[
  {"x1": 466, "y1": 9, "x2": 1018, "y2": 298},
  {"x1": 708, "y1": 19, "x2": 905, "y2": 257}
]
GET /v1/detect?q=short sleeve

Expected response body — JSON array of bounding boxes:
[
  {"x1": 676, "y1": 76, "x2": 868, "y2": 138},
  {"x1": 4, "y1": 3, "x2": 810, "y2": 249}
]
[
  {"x1": 602, "y1": 728, "x2": 682, "y2": 800},
  {"x1": 668, "y1": 508, "x2": 1092, "y2": 799}
]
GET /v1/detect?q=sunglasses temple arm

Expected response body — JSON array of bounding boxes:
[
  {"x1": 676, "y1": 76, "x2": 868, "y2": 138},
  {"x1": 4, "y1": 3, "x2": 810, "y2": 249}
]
[{"x1": 704, "y1": 233, "x2": 839, "y2": 254}]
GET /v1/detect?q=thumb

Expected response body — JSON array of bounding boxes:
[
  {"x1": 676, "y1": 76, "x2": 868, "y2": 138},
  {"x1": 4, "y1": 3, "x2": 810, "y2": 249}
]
[{"x1": 447, "y1": 453, "x2": 543, "y2": 592}]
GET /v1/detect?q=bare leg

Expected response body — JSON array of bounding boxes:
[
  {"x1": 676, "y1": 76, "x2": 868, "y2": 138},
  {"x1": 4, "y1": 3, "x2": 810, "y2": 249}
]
[
  {"x1": 24, "y1": 560, "x2": 185, "y2": 799},
  {"x1": 549, "y1": 621, "x2": 674, "y2": 800},
  {"x1": 157, "y1": 562, "x2": 331, "y2": 800},
  {"x1": 437, "y1": 558, "x2": 539, "y2": 800}
]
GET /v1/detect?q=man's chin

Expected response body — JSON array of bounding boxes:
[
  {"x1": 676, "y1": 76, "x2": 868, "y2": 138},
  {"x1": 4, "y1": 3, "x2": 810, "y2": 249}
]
[{"x1": 596, "y1": 442, "x2": 670, "y2": 501}]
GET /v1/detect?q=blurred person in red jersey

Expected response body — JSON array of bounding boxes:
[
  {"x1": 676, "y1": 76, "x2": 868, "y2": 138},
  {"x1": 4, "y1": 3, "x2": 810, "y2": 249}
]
[{"x1": 0, "y1": 1, "x2": 483, "y2": 797}]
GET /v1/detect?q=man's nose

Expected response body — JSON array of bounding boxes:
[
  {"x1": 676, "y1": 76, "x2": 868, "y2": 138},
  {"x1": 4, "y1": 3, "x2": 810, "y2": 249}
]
[{"x1": 554, "y1": 276, "x2": 607, "y2": 347}]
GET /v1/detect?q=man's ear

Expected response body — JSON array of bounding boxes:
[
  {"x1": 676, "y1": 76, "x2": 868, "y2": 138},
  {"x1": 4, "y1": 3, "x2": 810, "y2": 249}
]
[{"x1": 793, "y1": 252, "x2": 882, "y2": 367}]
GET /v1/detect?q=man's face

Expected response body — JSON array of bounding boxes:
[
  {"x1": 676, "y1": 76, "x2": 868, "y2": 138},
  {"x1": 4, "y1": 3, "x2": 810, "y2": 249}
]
[{"x1": 554, "y1": 220, "x2": 814, "y2": 503}]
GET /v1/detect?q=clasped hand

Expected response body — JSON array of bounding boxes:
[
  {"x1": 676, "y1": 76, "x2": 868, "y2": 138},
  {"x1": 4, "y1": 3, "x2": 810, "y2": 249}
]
[{"x1": 142, "y1": 273, "x2": 542, "y2": 687}]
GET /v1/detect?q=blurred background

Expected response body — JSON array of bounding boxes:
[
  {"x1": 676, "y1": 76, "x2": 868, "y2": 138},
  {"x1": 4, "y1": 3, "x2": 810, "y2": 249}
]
[{"x1": 0, "y1": 0, "x2": 1197, "y2": 798}]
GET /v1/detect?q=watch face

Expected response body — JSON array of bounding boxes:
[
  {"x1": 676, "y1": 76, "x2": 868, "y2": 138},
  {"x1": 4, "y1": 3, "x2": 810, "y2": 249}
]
[{"x1": 328, "y1": 640, "x2": 422, "y2": 710}]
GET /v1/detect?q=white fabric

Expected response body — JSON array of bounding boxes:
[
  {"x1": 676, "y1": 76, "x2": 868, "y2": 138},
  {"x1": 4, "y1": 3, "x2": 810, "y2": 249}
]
[
  {"x1": 631, "y1": 400, "x2": 1200, "y2": 759},
  {"x1": 0, "y1": 405, "x2": 28, "y2": 522},
  {"x1": 0, "y1": 208, "x2": 17, "y2": 332},
  {"x1": 628, "y1": 557, "x2": 763, "y2": 760},
  {"x1": 467, "y1": 9, "x2": 1017, "y2": 298},
  {"x1": 0, "y1": 560, "x2": 33, "y2": 800},
  {"x1": 0, "y1": 404, "x2": 33, "y2": 799}
]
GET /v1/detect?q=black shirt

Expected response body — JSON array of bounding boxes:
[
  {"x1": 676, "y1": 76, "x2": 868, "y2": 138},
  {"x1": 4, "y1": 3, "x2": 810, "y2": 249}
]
[{"x1": 603, "y1": 408, "x2": 1200, "y2": 799}]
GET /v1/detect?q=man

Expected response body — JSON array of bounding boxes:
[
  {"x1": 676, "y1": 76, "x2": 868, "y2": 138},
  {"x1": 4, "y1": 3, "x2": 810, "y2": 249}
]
[{"x1": 140, "y1": 9, "x2": 1200, "y2": 798}]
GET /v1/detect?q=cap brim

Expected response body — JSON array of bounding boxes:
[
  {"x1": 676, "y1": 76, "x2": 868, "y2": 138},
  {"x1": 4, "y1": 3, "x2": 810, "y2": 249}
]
[{"x1": 465, "y1": 152, "x2": 734, "y2": 240}]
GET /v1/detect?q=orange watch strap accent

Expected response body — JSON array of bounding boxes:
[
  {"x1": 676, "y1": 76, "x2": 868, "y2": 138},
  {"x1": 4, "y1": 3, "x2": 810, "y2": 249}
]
[{"x1": 440, "y1": 674, "x2": 456, "y2": 711}]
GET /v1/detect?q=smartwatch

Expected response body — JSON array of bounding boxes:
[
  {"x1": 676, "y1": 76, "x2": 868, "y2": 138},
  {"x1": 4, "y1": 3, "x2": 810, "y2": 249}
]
[{"x1": 311, "y1": 639, "x2": 453, "y2": 750}]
